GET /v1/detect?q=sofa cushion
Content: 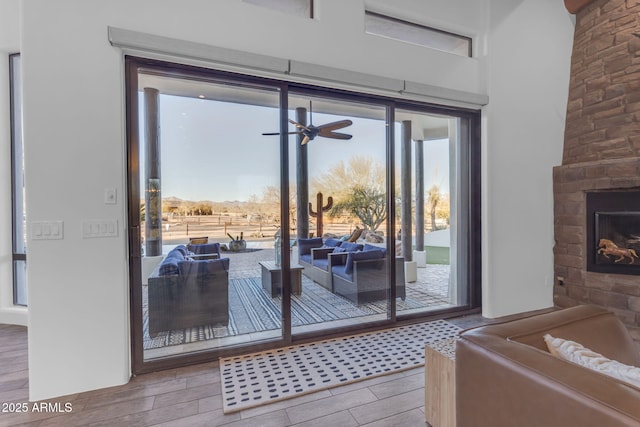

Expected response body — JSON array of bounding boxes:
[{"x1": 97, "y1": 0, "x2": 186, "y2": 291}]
[
  {"x1": 187, "y1": 242, "x2": 220, "y2": 256},
  {"x1": 345, "y1": 249, "x2": 385, "y2": 275},
  {"x1": 332, "y1": 264, "x2": 352, "y2": 282},
  {"x1": 312, "y1": 258, "x2": 330, "y2": 271},
  {"x1": 178, "y1": 258, "x2": 230, "y2": 276},
  {"x1": 340, "y1": 242, "x2": 363, "y2": 253},
  {"x1": 158, "y1": 250, "x2": 185, "y2": 276},
  {"x1": 173, "y1": 244, "x2": 189, "y2": 256},
  {"x1": 299, "y1": 253, "x2": 312, "y2": 265},
  {"x1": 364, "y1": 243, "x2": 386, "y2": 256},
  {"x1": 333, "y1": 246, "x2": 347, "y2": 253},
  {"x1": 323, "y1": 238, "x2": 342, "y2": 248},
  {"x1": 544, "y1": 334, "x2": 640, "y2": 388},
  {"x1": 298, "y1": 237, "x2": 323, "y2": 255}
]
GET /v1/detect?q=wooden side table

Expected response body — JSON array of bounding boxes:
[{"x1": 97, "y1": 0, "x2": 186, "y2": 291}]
[
  {"x1": 425, "y1": 337, "x2": 457, "y2": 427},
  {"x1": 258, "y1": 261, "x2": 304, "y2": 297}
]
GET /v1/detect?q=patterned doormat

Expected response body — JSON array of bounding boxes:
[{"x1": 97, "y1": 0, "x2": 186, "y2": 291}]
[{"x1": 219, "y1": 319, "x2": 460, "y2": 413}]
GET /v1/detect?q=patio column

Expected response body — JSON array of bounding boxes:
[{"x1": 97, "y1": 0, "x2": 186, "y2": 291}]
[
  {"x1": 295, "y1": 107, "x2": 309, "y2": 239},
  {"x1": 414, "y1": 139, "x2": 427, "y2": 268},
  {"x1": 144, "y1": 87, "x2": 162, "y2": 257},
  {"x1": 415, "y1": 139, "x2": 425, "y2": 251},
  {"x1": 400, "y1": 121, "x2": 413, "y2": 262}
]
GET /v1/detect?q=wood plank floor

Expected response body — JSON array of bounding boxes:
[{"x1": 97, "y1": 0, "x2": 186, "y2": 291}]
[{"x1": 0, "y1": 315, "x2": 491, "y2": 427}]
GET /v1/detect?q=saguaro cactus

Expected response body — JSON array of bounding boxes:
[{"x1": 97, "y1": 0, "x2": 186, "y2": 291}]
[{"x1": 309, "y1": 192, "x2": 333, "y2": 237}]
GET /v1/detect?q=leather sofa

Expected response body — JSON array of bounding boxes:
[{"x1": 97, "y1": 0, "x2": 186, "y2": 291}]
[
  {"x1": 456, "y1": 305, "x2": 640, "y2": 427},
  {"x1": 147, "y1": 245, "x2": 229, "y2": 336}
]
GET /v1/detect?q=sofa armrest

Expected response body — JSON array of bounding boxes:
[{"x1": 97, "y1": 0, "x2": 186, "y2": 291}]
[
  {"x1": 328, "y1": 252, "x2": 349, "y2": 267},
  {"x1": 457, "y1": 333, "x2": 640, "y2": 427},
  {"x1": 457, "y1": 306, "x2": 640, "y2": 427},
  {"x1": 311, "y1": 247, "x2": 334, "y2": 261}
]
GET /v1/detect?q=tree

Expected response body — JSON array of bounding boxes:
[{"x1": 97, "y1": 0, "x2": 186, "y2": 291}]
[
  {"x1": 312, "y1": 156, "x2": 387, "y2": 230},
  {"x1": 331, "y1": 185, "x2": 387, "y2": 231},
  {"x1": 427, "y1": 185, "x2": 450, "y2": 230},
  {"x1": 260, "y1": 184, "x2": 297, "y2": 226},
  {"x1": 311, "y1": 156, "x2": 386, "y2": 201}
]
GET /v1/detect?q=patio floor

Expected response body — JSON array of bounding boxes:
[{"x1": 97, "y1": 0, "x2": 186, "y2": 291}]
[{"x1": 143, "y1": 245, "x2": 453, "y2": 359}]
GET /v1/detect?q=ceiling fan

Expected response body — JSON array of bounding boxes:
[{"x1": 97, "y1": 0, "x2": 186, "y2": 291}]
[{"x1": 262, "y1": 102, "x2": 353, "y2": 145}]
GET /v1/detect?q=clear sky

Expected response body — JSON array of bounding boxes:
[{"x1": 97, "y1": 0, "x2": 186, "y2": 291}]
[{"x1": 139, "y1": 94, "x2": 451, "y2": 202}]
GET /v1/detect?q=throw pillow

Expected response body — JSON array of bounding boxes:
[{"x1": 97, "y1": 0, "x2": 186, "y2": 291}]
[
  {"x1": 347, "y1": 227, "x2": 363, "y2": 242},
  {"x1": 544, "y1": 334, "x2": 640, "y2": 388}
]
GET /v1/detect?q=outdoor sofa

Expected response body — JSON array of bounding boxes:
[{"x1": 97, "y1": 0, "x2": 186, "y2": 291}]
[
  {"x1": 298, "y1": 237, "x2": 406, "y2": 305},
  {"x1": 147, "y1": 244, "x2": 229, "y2": 336}
]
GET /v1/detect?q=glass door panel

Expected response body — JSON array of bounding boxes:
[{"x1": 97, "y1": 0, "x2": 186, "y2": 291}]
[
  {"x1": 394, "y1": 110, "x2": 465, "y2": 315},
  {"x1": 10, "y1": 53, "x2": 27, "y2": 306},
  {"x1": 287, "y1": 93, "x2": 392, "y2": 335},
  {"x1": 135, "y1": 71, "x2": 283, "y2": 360}
]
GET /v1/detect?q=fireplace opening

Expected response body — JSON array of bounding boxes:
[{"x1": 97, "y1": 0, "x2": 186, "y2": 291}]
[{"x1": 587, "y1": 191, "x2": 640, "y2": 275}]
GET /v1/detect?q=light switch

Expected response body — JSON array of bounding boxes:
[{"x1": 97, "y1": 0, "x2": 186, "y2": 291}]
[
  {"x1": 83, "y1": 219, "x2": 118, "y2": 238},
  {"x1": 32, "y1": 221, "x2": 64, "y2": 240}
]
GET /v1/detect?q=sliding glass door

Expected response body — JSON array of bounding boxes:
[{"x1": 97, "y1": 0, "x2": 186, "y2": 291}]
[
  {"x1": 394, "y1": 109, "x2": 472, "y2": 317},
  {"x1": 129, "y1": 63, "x2": 285, "y2": 362},
  {"x1": 126, "y1": 57, "x2": 481, "y2": 371},
  {"x1": 286, "y1": 92, "x2": 393, "y2": 335}
]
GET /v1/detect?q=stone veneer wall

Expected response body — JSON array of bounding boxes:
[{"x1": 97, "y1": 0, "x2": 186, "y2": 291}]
[{"x1": 554, "y1": 0, "x2": 640, "y2": 340}]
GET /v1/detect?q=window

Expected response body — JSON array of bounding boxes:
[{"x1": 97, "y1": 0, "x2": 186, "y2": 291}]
[
  {"x1": 244, "y1": 0, "x2": 314, "y2": 18},
  {"x1": 365, "y1": 11, "x2": 472, "y2": 57},
  {"x1": 10, "y1": 53, "x2": 27, "y2": 306},
  {"x1": 126, "y1": 57, "x2": 481, "y2": 372}
]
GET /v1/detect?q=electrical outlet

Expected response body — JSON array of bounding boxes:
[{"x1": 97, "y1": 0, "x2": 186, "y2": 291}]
[{"x1": 104, "y1": 188, "x2": 117, "y2": 205}]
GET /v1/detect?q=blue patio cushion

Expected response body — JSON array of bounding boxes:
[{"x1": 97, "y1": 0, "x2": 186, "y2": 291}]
[
  {"x1": 299, "y1": 253, "x2": 312, "y2": 264},
  {"x1": 298, "y1": 237, "x2": 323, "y2": 255},
  {"x1": 323, "y1": 238, "x2": 342, "y2": 248},
  {"x1": 332, "y1": 264, "x2": 352, "y2": 282},
  {"x1": 178, "y1": 257, "x2": 230, "y2": 275},
  {"x1": 363, "y1": 243, "x2": 386, "y2": 256},
  {"x1": 187, "y1": 242, "x2": 221, "y2": 257},
  {"x1": 340, "y1": 242, "x2": 363, "y2": 253},
  {"x1": 333, "y1": 246, "x2": 347, "y2": 253},
  {"x1": 158, "y1": 249, "x2": 185, "y2": 276},
  {"x1": 173, "y1": 245, "x2": 189, "y2": 256},
  {"x1": 312, "y1": 258, "x2": 330, "y2": 271},
  {"x1": 345, "y1": 249, "x2": 385, "y2": 275}
]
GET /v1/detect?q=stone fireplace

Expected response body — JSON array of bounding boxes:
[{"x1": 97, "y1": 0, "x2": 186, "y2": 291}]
[{"x1": 554, "y1": 0, "x2": 640, "y2": 340}]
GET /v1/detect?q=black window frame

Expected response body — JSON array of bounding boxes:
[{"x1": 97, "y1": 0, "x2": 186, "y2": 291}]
[
  {"x1": 126, "y1": 56, "x2": 481, "y2": 374},
  {"x1": 10, "y1": 53, "x2": 27, "y2": 307}
]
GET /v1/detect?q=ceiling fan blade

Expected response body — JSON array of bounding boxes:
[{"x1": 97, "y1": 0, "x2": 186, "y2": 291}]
[
  {"x1": 300, "y1": 135, "x2": 311, "y2": 145},
  {"x1": 289, "y1": 119, "x2": 310, "y2": 131},
  {"x1": 322, "y1": 132, "x2": 352, "y2": 140},
  {"x1": 317, "y1": 119, "x2": 353, "y2": 139},
  {"x1": 317, "y1": 119, "x2": 353, "y2": 132},
  {"x1": 262, "y1": 131, "x2": 302, "y2": 136}
]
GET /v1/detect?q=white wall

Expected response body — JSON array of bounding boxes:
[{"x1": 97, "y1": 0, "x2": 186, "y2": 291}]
[
  {"x1": 17, "y1": 0, "x2": 575, "y2": 399},
  {"x1": 20, "y1": 0, "x2": 489, "y2": 400},
  {"x1": 0, "y1": 0, "x2": 28, "y2": 326},
  {"x1": 481, "y1": 0, "x2": 574, "y2": 317}
]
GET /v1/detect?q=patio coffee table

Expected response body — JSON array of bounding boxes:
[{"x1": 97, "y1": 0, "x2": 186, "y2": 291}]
[{"x1": 258, "y1": 261, "x2": 304, "y2": 297}]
